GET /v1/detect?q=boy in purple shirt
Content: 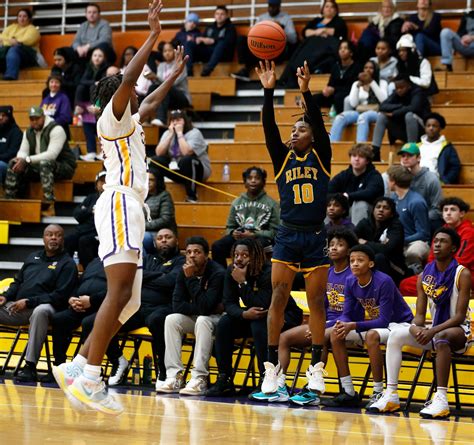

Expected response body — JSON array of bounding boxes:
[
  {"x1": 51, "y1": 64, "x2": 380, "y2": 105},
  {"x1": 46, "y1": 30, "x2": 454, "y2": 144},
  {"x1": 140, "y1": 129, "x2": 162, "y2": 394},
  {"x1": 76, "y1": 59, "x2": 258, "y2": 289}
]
[{"x1": 323, "y1": 244, "x2": 413, "y2": 408}]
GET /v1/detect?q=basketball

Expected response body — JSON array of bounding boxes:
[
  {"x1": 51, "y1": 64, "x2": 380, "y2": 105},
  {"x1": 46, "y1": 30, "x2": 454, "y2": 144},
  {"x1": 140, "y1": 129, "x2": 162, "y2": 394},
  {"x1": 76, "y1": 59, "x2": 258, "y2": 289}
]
[{"x1": 247, "y1": 20, "x2": 286, "y2": 60}]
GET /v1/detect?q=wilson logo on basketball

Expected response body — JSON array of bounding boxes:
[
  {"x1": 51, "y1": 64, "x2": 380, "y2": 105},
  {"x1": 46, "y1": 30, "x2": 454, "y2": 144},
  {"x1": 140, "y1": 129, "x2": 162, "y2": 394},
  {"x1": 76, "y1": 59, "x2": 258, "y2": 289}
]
[{"x1": 250, "y1": 41, "x2": 277, "y2": 50}]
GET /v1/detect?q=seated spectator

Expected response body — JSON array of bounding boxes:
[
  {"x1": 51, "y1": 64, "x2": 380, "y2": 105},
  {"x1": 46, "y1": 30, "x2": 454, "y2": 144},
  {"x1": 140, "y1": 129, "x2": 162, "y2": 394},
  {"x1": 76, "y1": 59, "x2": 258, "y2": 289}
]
[
  {"x1": 322, "y1": 244, "x2": 413, "y2": 408},
  {"x1": 154, "y1": 109, "x2": 210, "y2": 202},
  {"x1": 328, "y1": 143, "x2": 384, "y2": 225},
  {"x1": 371, "y1": 74, "x2": 430, "y2": 162},
  {"x1": 211, "y1": 166, "x2": 279, "y2": 269},
  {"x1": 419, "y1": 113, "x2": 461, "y2": 184},
  {"x1": 119, "y1": 46, "x2": 152, "y2": 100},
  {"x1": 399, "y1": 197, "x2": 474, "y2": 296},
  {"x1": 438, "y1": 9, "x2": 474, "y2": 72},
  {"x1": 369, "y1": 228, "x2": 471, "y2": 418},
  {"x1": 40, "y1": 75, "x2": 73, "y2": 140},
  {"x1": 231, "y1": 0, "x2": 297, "y2": 82},
  {"x1": 173, "y1": 13, "x2": 202, "y2": 77},
  {"x1": 0, "y1": 224, "x2": 77, "y2": 382},
  {"x1": 186, "y1": 5, "x2": 236, "y2": 77},
  {"x1": 401, "y1": 0, "x2": 441, "y2": 57},
  {"x1": 207, "y1": 238, "x2": 302, "y2": 397},
  {"x1": 72, "y1": 2, "x2": 116, "y2": 65},
  {"x1": 312, "y1": 39, "x2": 360, "y2": 114},
  {"x1": 144, "y1": 169, "x2": 177, "y2": 254},
  {"x1": 156, "y1": 236, "x2": 225, "y2": 395},
  {"x1": 355, "y1": 196, "x2": 407, "y2": 284},
  {"x1": 0, "y1": 105, "x2": 22, "y2": 183},
  {"x1": 4, "y1": 107, "x2": 77, "y2": 217},
  {"x1": 51, "y1": 47, "x2": 84, "y2": 106},
  {"x1": 358, "y1": 0, "x2": 403, "y2": 61},
  {"x1": 74, "y1": 47, "x2": 109, "y2": 161},
  {"x1": 325, "y1": 193, "x2": 355, "y2": 233},
  {"x1": 370, "y1": 38, "x2": 398, "y2": 83},
  {"x1": 146, "y1": 42, "x2": 191, "y2": 127},
  {"x1": 387, "y1": 165, "x2": 430, "y2": 273},
  {"x1": 64, "y1": 170, "x2": 105, "y2": 268},
  {"x1": 330, "y1": 60, "x2": 388, "y2": 143},
  {"x1": 0, "y1": 9, "x2": 40, "y2": 81},
  {"x1": 278, "y1": 0, "x2": 347, "y2": 87}
]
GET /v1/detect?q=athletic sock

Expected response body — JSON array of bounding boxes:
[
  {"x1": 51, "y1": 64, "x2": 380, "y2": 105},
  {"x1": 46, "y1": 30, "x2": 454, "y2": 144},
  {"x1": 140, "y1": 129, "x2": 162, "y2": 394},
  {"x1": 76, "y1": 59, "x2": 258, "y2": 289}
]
[
  {"x1": 386, "y1": 383, "x2": 398, "y2": 393},
  {"x1": 436, "y1": 387, "x2": 448, "y2": 398},
  {"x1": 311, "y1": 344, "x2": 323, "y2": 366},
  {"x1": 82, "y1": 364, "x2": 102, "y2": 382},
  {"x1": 72, "y1": 354, "x2": 87, "y2": 369},
  {"x1": 340, "y1": 375, "x2": 355, "y2": 397},
  {"x1": 373, "y1": 381, "x2": 384, "y2": 394},
  {"x1": 267, "y1": 345, "x2": 279, "y2": 366}
]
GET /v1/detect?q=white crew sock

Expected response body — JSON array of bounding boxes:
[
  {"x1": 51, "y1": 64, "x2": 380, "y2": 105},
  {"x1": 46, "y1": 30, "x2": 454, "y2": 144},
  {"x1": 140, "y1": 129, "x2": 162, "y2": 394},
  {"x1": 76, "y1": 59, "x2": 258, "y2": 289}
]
[
  {"x1": 373, "y1": 381, "x2": 384, "y2": 393},
  {"x1": 72, "y1": 354, "x2": 87, "y2": 369},
  {"x1": 340, "y1": 375, "x2": 355, "y2": 396},
  {"x1": 82, "y1": 364, "x2": 102, "y2": 382}
]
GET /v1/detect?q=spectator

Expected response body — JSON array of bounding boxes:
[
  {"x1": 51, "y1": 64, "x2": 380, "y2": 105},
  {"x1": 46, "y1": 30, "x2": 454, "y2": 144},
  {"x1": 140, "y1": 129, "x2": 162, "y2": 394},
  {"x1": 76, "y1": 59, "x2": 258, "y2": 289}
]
[
  {"x1": 0, "y1": 9, "x2": 40, "y2": 80},
  {"x1": 207, "y1": 238, "x2": 302, "y2": 397},
  {"x1": 146, "y1": 42, "x2": 191, "y2": 127},
  {"x1": 371, "y1": 74, "x2": 430, "y2": 162},
  {"x1": 355, "y1": 196, "x2": 407, "y2": 284},
  {"x1": 312, "y1": 40, "x2": 360, "y2": 114},
  {"x1": 419, "y1": 113, "x2": 461, "y2": 184},
  {"x1": 211, "y1": 166, "x2": 280, "y2": 269},
  {"x1": 0, "y1": 105, "x2": 22, "y2": 183},
  {"x1": 173, "y1": 13, "x2": 202, "y2": 77},
  {"x1": 358, "y1": 0, "x2": 403, "y2": 61},
  {"x1": 64, "y1": 170, "x2": 105, "y2": 268},
  {"x1": 40, "y1": 75, "x2": 73, "y2": 140},
  {"x1": 325, "y1": 193, "x2": 355, "y2": 233},
  {"x1": 186, "y1": 5, "x2": 236, "y2": 77},
  {"x1": 143, "y1": 169, "x2": 177, "y2": 254},
  {"x1": 330, "y1": 60, "x2": 388, "y2": 143},
  {"x1": 0, "y1": 224, "x2": 77, "y2": 382},
  {"x1": 401, "y1": 0, "x2": 441, "y2": 57},
  {"x1": 387, "y1": 165, "x2": 430, "y2": 273},
  {"x1": 51, "y1": 47, "x2": 84, "y2": 106},
  {"x1": 231, "y1": 0, "x2": 297, "y2": 82},
  {"x1": 154, "y1": 109, "x2": 210, "y2": 202},
  {"x1": 278, "y1": 0, "x2": 347, "y2": 87},
  {"x1": 119, "y1": 46, "x2": 152, "y2": 100},
  {"x1": 4, "y1": 107, "x2": 77, "y2": 217},
  {"x1": 438, "y1": 9, "x2": 474, "y2": 72},
  {"x1": 328, "y1": 143, "x2": 384, "y2": 225},
  {"x1": 72, "y1": 2, "x2": 115, "y2": 65},
  {"x1": 156, "y1": 236, "x2": 225, "y2": 395},
  {"x1": 370, "y1": 38, "x2": 398, "y2": 83}
]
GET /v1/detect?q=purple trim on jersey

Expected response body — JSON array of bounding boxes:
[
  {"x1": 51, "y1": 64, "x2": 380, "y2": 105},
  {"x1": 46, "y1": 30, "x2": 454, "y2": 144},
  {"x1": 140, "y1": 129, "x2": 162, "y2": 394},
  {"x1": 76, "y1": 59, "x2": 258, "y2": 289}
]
[
  {"x1": 127, "y1": 136, "x2": 134, "y2": 188},
  {"x1": 122, "y1": 193, "x2": 141, "y2": 253},
  {"x1": 102, "y1": 191, "x2": 118, "y2": 261},
  {"x1": 326, "y1": 265, "x2": 352, "y2": 328},
  {"x1": 114, "y1": 140, "x2": 125, "y2": 186}
]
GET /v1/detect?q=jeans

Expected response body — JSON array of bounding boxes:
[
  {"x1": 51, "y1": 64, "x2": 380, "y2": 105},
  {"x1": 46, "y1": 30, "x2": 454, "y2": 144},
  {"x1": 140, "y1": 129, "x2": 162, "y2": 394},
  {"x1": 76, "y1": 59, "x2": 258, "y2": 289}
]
[
  {"x1": 0, "y1": 160, "x2": 8, "y2": 183},
  {"x1": 440, "y1": 28, "x2": 474, "y2": 65},
  {"x1": 329, "y1": 110, "x2": 378, "y2": 142},
  {"x1": 372, "y1": 112, "x2": 422, "y2": 148},
  {"x1": 143, "y1": 231, "x2": 157, "y2": 254},
  {"x1": 414, "y1": 33, "x2": 441, "y2": 57},
  {"x1": 3, "y1": 45, "x2": 36, "y2": 79}
]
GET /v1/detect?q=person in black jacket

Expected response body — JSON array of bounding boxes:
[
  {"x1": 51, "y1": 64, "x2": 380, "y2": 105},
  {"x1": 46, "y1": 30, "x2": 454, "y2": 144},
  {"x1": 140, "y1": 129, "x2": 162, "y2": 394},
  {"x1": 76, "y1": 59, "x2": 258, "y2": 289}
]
[
  {"x1": 0, "y1": 224, "x2": 77, "y2": 382},
  {"x1": 185, "y1": 5, "x2": 236, "y2": 77},
  {"x1": 371, "y1": 74, "x2": 431, "y2": 161},
  {"x1": 0, "y1": 105, "x2": 22, "y2": 183},
  {"x1": 50, "y1": 47, "x2": 84, "y2": 107},
  {"x1": 206, "y1": 238, "x2": 303, "y2": 397},
  {"x1": 355, "y1": 196, "x2": 407, "y2": 284},
  {"x1": 64, "y1": 170, "x2": 105, "y2": 268},
  {"x1": 328, "y1": 143, "x2": 384, "y2": 225},
  {"x1": 156, "y1": 236, "x2": 225, "y2": 396}
]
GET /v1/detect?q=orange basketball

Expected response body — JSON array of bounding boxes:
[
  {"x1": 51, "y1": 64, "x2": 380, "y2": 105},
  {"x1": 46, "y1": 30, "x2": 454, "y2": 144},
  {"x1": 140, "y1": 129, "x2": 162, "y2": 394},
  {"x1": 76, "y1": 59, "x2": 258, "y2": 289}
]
[{"x1": 247, "y1": 20, "x2": 286, "y2": 60}]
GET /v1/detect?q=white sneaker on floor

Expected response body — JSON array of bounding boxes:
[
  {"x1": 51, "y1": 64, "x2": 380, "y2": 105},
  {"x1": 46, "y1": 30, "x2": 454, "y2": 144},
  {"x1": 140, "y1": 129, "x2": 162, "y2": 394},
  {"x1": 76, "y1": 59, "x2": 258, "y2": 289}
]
[
  {"x1": 367, "y1": 390, "x2": 400, "y2": 413},
  {"x1": 306, "y1": 361, "x2": 327, "y2": 394},
  {"x1": 151, "y1": 118, "x2": 165, "y2": 127},
  {"x1": 108, "y1": 355, "x2": 128, "y2": 386},
  {"x1": 419, "y1": 392, "x2": 450, "y2": 419},
  {"x1": 156, "y1": 372, "x2": 185, "y2": 393},
  {"x1": 80, "y1": 152, "x2": 97, "y2": 162},
  {"x1": 261, "y1": 362, "x2": 281, "y2": 394},
  {"x1": 179, "y1": 376, "x2": 207, "y2": 396},
  {"x1": 52, "y1": 362, "x2": 87, "y2": 411}
]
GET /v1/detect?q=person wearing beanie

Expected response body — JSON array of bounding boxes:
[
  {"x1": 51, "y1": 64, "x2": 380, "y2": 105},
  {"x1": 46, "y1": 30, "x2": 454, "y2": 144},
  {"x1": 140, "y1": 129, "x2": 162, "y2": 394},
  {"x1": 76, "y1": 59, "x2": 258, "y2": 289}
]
[{"x1": 0, "y1": 105, "x2": 22, "y2": 183}]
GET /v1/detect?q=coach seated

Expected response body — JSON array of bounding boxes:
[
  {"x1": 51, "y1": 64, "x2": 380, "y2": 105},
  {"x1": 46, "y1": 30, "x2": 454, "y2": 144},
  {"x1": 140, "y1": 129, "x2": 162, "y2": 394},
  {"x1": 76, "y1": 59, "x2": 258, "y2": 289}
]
[{"x1": 0, "y1": 224, "x2": 77, "y2": 382}]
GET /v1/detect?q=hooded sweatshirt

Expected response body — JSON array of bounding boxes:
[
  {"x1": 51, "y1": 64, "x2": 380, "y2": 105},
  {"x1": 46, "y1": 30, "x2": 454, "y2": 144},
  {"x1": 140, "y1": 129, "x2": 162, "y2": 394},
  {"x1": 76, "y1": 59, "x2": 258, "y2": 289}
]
[
  {"x1": 0, "y1": 106, "x2": 22, "y2": 163},
  {"x1": 410, "y1": 166, "x2": 443, "y2": 221}
]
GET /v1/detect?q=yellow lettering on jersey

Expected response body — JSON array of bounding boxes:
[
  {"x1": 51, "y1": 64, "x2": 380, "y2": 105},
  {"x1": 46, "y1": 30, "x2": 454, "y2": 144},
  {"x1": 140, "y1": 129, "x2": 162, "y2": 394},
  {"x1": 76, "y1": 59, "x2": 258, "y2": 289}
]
[
  {"x1": 286, "y1": 167, "x2": 319, "y2": 184},
  {"x1": 285, "y1": 170, "x2": 293, "y2": 184}
]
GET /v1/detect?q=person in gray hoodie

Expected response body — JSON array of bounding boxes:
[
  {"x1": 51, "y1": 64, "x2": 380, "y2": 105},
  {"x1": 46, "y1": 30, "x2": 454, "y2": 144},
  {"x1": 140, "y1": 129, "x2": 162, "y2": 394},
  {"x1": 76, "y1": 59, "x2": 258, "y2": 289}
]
[{"x1": 211, "y1": 166, "x2": 280, "y2": 268}]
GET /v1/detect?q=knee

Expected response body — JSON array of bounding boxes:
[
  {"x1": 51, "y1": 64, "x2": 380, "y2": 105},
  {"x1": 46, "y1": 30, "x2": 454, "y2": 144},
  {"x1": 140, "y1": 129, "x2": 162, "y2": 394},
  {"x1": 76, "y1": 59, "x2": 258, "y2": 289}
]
[
  {"x1": 405, "y1": 112, "x2": 415, "y2": 123},
  {"x1": 30, "y1": 305, "x2": 53, "y2": 323},
  {"x1": 440, "y1": 28, "x2": 452, "y2": 39},
  {"x1": 270, "y1": 286, "x2": 289, "y2": 312},
  {"x1": 195, "y1": 316, "x2": 214, "y2": 333},
  {"x1": 164, "y1": 313, "x2": 181, "y2": 331},
  {"x1": 216, "y1": 314, "x2": 233, "y2": 334},
  {"x1": 39, "y1": 160, "x2": 54, "y2": 169},
  {"x1": 365, "y1": 330, "x2": 381, "y2": 348},
  {"x1": 329, "y1": 328, "x2": 343, "y2": 344}
]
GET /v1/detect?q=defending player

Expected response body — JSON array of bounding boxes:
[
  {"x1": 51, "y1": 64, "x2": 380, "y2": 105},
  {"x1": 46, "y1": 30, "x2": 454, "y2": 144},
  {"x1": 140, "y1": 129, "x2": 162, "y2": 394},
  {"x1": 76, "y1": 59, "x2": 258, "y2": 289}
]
[
  {"x1": 255, "y1": 60, "x2": 332, "y2": 404},
  {"x1": 52, "y1": 1, "x2": 188, "y2": 414}
]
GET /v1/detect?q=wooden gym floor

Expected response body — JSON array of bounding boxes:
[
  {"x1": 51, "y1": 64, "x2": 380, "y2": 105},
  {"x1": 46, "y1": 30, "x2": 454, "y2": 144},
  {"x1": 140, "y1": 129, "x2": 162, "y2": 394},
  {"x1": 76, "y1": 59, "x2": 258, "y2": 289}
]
[{"x1": 0, "y1": 381, "x2": 472, "y2": 444}]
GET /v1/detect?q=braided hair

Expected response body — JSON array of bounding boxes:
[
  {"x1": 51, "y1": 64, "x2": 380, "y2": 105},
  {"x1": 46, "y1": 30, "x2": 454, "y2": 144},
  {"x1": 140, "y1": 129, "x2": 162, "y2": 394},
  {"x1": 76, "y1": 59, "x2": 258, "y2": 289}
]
[
  {"x1": 90, "y1": 73, "x2": 123, "y2": 116},
  {"x1": 230, "y1": 238, "x2": 266, "y2": 278}
]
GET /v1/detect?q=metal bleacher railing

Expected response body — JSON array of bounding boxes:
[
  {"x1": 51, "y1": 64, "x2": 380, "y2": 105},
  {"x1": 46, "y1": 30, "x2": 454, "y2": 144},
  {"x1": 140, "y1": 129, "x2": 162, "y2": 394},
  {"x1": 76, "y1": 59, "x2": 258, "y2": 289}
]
[{"x1": 1, "y1": 0, "x2": 473, "y2": 34}]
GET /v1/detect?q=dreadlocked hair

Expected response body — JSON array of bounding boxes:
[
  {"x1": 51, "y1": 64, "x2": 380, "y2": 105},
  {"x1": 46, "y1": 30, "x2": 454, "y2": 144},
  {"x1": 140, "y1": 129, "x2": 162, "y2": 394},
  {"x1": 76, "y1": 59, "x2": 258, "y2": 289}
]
[
  {"x1": 230, "y1": 238, "x2": 266, "y2": 278},
  {"x1": 91, "y1": 73, "x2": 123, "y2": 116}
]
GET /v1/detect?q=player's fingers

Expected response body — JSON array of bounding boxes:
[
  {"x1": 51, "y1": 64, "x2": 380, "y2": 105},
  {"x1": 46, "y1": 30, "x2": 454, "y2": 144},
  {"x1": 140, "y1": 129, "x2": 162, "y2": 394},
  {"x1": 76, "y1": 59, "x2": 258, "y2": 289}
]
[{"x1": 271, "y1": 60, "x2": 276, "y2": 71}]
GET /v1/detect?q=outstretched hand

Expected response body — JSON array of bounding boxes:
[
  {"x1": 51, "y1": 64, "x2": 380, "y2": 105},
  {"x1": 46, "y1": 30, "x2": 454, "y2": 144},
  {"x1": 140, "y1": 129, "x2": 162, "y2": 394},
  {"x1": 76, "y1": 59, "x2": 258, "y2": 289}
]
[
  {"x1": 173, "y1": 45, "x2": 189, "y2": 78},
  {"x1": 255, "y1": 60, "x2": 276, "y2": 89},
  {"x1": 148, "y1": 0, "x2": 163, "y2": 35},
  {"x1": 296, "y1": 60, "x2": 311, "y2": 93}
]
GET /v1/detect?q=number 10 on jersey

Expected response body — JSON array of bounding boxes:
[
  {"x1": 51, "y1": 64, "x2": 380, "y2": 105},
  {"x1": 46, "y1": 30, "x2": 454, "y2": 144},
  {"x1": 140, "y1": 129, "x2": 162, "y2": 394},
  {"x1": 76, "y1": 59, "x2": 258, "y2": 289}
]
[{"x1": 292, "y1": 183, "x2": 314, "y2": 204}]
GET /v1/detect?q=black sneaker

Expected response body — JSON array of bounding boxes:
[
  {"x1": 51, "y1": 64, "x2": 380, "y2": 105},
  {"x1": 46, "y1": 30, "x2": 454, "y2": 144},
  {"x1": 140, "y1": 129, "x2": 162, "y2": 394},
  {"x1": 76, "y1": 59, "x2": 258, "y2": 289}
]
[
  {"x1": 321, "y1": 390, "x2": 360, "y2": 407},
  {"x1": 201, "y1": 66, "x2": 213, "y2": 77},
  {"x1": 231, "y1": 68, "x2": 250, "y2": 82},
  {"x1": 206, "y1": 374, "x2": 236, "y2": 397},
  {"x1": 16, "y1": 365, "x2": 38, "y2": 382}
]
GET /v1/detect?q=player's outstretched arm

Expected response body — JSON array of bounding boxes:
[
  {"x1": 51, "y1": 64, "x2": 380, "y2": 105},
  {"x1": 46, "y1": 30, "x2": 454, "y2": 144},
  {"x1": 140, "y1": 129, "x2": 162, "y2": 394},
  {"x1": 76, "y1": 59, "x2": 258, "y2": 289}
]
[
  {"x1": 139, "y1": 45, "x2": 188, "y2": 122},
  {"x1": 112, "y1": 0, "x2": 163, "y2": 121}
]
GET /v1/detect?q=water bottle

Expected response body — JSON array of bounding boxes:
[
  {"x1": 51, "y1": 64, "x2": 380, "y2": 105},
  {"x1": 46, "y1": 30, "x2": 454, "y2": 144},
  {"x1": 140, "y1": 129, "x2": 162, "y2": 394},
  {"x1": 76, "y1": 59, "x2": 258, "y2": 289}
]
[
  {"x1": 222, "y1": 163, "x2": 230, "y2": 182},
  {"x1": 142, "y1": 355, "x2": 153, "y2": 385},
  {"x1": 329, "y1": 105, "x2": 337, "y2": 122},
  {"x1": 73, "y1": 251, "x2": 80, "y2": 267},
  {"x1": 132, "y1": 358, "x2": 141, "y2": 385}
]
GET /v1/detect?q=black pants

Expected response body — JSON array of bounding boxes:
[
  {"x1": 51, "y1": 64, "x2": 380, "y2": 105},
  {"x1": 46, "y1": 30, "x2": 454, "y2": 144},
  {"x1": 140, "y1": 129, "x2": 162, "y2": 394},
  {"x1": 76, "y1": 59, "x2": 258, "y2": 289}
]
[
  {"x1": 211, "y1": 234, "x2": 236, "y2": 269},
  {"x1": 64, "y1": 230, "x2": 99, "y2": 268},
  {"x1": 152, "y1": 155, "x2": 204, "y2": 200},
  {"x1": 147, "y1": 83, "x2": 190, "y2": 123}
]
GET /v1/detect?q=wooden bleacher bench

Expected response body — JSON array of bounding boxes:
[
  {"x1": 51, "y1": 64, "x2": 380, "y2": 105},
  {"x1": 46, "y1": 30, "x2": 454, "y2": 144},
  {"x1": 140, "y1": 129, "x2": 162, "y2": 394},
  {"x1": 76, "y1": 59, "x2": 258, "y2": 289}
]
[
  {"x1": 0, "y1": 199, "x2": 41, "y2": 223},
  {"x1": 72, "y1": 161, "x2": 103, "y2": 184},
  {"x1": 28, "y1": 180, "x2": 74, "y2": 202}
]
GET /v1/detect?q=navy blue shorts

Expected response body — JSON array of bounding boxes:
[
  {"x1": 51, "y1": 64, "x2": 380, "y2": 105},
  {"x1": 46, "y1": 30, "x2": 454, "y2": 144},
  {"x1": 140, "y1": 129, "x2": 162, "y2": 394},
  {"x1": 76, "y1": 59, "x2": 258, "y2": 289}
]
[{"x1": 272, "y1": 225, "x2": 330, "y2": 276}]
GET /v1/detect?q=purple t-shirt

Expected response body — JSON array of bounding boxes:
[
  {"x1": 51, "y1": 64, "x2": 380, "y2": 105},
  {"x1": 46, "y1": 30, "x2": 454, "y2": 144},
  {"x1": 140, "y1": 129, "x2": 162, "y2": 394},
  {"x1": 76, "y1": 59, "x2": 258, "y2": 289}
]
[
  {"x1": 341, "y1": 270, "x2": 413, "y2": 332},
  {"x1": 325, "y1": 265, "x2": 352, "y2": 328}
]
